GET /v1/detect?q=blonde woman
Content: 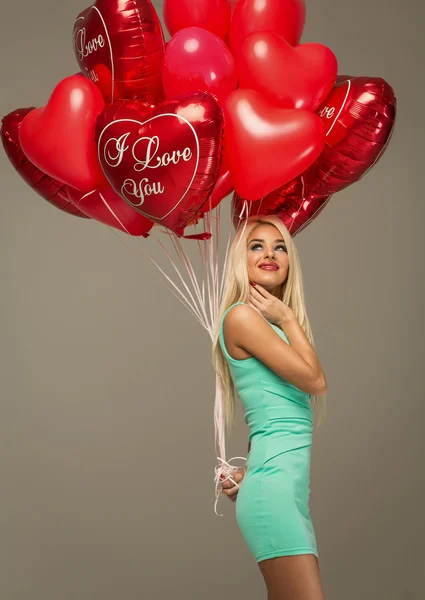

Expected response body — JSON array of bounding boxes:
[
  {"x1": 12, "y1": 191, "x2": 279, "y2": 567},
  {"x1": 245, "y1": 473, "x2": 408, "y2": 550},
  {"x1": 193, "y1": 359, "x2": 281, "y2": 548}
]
[{"x1": 212, "y1": 215, "x2": 328, "y2": 600}]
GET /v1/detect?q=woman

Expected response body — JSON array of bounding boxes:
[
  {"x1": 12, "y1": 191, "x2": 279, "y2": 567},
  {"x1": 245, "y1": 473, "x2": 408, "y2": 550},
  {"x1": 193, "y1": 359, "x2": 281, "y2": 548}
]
[{"x1": 212, "y1": 215, "x2": 328, "y2": 600}]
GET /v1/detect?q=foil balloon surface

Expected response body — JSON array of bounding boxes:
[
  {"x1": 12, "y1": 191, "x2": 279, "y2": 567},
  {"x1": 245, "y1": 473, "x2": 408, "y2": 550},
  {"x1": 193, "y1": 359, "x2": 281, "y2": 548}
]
[
  {"x1": 96, "y1": 92, "x2": 224, "y2": 236},
  {"x1": 1, "y1": 108, "x2": 89, "y2": 219}
]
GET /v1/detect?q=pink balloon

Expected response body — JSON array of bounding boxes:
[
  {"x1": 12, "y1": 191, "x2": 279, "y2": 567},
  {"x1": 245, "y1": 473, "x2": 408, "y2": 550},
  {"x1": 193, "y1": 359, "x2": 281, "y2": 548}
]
[
  {"x1": 162, "y1": 27, "x2": 237, "y2": 106},
  {"x1": 163, "y1": 0, "x2": 231, "y2": 41}
]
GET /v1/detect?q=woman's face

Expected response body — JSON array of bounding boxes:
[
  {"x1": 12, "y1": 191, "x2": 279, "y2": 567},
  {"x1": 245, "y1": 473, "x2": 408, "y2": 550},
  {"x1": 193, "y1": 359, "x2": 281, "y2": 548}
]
[{"x1": 246, "y1": 224, "x2": 289, "y2": 295}]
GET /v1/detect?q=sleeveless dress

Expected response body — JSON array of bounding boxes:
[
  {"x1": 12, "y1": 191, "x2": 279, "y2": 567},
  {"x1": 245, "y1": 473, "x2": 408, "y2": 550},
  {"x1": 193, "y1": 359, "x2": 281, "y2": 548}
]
[{"x1": 218, "y1": 302, "x2": 318, "y2": 562}]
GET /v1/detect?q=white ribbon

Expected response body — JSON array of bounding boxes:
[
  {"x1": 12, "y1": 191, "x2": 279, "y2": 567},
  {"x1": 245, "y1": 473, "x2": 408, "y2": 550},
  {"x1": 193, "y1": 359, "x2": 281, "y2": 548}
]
[{"x1": 213, "y1": 455, "x2": 247, "y2": 516}]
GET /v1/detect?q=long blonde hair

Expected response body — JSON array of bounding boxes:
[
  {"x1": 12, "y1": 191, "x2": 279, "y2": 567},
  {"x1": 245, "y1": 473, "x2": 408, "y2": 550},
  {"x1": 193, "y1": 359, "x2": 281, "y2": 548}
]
[{"x1": 212, "y1": 215, "x2": 327, "y2": 432}]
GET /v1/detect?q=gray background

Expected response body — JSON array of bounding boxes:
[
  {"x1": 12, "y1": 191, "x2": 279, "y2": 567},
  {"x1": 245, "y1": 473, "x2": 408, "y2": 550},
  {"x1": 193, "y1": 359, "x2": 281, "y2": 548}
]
[{"x1": 1, "y1": 1, "x2": 424, "y2": 598}]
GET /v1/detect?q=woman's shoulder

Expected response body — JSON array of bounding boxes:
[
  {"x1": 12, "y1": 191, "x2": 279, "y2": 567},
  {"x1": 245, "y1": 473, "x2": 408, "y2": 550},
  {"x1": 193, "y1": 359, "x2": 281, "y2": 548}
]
[
  {"x1": 222, "y1": 302, "x2": 265, "y2": 328},
  {"x1": 220, "y1": 302, "x2": 269, "y2": 361}
]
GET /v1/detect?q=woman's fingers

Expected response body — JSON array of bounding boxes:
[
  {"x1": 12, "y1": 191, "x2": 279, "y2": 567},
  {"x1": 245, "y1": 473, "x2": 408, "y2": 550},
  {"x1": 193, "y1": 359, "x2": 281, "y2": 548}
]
[
  {"x1": 221, "y1": 470, "x2": 245, "y2": 501},
  {"x1": 222, "y1": 476, "x2": 242, "y2": 491},
  {"x1": 224, "y1": 486, "x2": 239, "y2": 501},
  {"x1": 250, "y1": 285, "x2": 265, "y2": 299},
  {"x1": 255, "y1": 283, "x2": 270, "y2": 297},
  {"x1": 249, "y1": 294, "x2": 265, "y2": 312}
]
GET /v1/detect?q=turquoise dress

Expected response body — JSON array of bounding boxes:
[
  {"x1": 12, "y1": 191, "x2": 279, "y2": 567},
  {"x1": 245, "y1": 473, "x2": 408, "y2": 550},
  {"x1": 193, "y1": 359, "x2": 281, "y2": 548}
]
[{"x1": 219, "y1": 302, "x2": 318, "y2": 562}]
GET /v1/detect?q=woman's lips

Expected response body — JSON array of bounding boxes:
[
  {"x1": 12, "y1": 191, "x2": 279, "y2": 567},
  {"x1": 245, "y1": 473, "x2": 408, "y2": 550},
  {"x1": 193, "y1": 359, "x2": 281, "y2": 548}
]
[{"x1": 259, "y1": 265, "x2": 278, "y2": 271}]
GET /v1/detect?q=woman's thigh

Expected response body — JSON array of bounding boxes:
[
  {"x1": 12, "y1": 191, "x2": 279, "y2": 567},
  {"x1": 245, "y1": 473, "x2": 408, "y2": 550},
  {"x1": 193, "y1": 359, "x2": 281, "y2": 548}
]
[{"x1": 258, "y1": 554, "x2": 325, "y2": 600}]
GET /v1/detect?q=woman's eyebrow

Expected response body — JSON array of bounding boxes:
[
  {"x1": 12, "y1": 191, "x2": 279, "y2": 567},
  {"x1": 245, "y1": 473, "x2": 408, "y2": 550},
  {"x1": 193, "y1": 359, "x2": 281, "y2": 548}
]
[{"x1": 248, "y1": 238, "x2": 285, "y2": 243}]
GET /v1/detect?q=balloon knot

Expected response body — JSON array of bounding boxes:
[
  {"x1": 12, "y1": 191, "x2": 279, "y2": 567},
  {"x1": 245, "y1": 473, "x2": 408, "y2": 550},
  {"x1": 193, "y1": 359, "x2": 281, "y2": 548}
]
[{"x1": 183, "y1": 232, "x2": 212, "y2": 240}]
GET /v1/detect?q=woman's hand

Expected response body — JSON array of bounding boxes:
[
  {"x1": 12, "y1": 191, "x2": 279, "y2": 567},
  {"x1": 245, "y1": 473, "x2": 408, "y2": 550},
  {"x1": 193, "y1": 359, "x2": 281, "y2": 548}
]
[
  {"x1": 248, "y1": 283, "x2": 294, "y2": 326},
  {"x1": 221, "y1": 468, "x2": 246, "y2": 502}
]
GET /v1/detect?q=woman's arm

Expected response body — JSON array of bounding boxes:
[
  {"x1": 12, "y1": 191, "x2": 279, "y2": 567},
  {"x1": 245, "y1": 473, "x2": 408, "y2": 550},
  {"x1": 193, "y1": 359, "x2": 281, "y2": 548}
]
[
  {"x1": 224, "y1": 304, "x2": 327, "y2": 395},
  {"x1": 279, "y1": 315, "x2": 328, "y2": 393}
]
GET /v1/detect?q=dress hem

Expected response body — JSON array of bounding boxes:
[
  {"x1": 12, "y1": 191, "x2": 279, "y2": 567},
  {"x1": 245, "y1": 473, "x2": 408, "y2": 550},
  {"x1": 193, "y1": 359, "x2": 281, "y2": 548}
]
[{"x1": 256, "y1": 547, "x2": 319, "y2": 563}]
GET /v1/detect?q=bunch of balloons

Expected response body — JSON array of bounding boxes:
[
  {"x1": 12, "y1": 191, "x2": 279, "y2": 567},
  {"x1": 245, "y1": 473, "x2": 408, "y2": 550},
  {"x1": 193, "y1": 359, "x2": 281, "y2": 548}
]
[{"x1": 1, "y1": 0, "x2": 396, "y2": 238}]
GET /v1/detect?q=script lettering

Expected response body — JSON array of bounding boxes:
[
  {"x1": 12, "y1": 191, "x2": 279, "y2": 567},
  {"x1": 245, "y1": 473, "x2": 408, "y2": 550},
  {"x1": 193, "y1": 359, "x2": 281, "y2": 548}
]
[
  {"x1": 103, "y1": 132, "x2": 193, "y2": 172},
  {"x1": 83, "y1": 66, "x2": 99, "y2": 83},
  {"x1": 133, "y1": 136, "x2": 192, "y2": 171},
  {"x1": 74, "y1": 27, "x2": 105, "y2": 60},
  {"x1": 318, "y1": 106, "x2": 335, "y2": 119},
  {"x1": 104, "y1": 133, "x2": 131, "y2": 168},
  {"x1": 121, "y1": 178, "x2": 165, "y2": 207},
  {"x1": 101, "y1": 125, "x2": 196, "y2": 210}
]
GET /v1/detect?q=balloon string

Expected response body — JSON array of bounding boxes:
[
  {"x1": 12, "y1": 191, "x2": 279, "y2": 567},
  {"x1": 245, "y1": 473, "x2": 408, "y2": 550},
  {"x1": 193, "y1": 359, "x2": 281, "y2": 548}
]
[
  {"x1": 192, "y1": 218, "x2": 209, "y2": 324},
  {"x1": 189, "y1": 207, "x2": 242, "y2": 516},
  {"x1": 108, "y1": 227, "x2": 208, "y2": 329},
  {"x1": 233, "y1": 200, "x2": 249, "y2": 253},
  {"x1": 98, "y1": 192, "x2": 131, "y2": 234},
  {"x1": 214, "y1": 454, "x2": 247, "y2": 516},
  {"x1": 288, "y1": 176, "x2": 306, "y2": 234},
  {"x1": 170, "y1": 210, "x2": 240, "y2": 516},
  {"x1": 219, "y1": 203, "x2": 234, "y2": 303},
  {"x1": 206, "y1": 207, "x2": 220, "y2": 330},
  {"x1": 160, "y1": 230, "x2": 212, "y2": 330},
  {"x1": 108, "y1": 204, "x2": 238, "y2": 515},
  {"x1": 152, "y1": 230, "x2": 211, "y2": 330}
]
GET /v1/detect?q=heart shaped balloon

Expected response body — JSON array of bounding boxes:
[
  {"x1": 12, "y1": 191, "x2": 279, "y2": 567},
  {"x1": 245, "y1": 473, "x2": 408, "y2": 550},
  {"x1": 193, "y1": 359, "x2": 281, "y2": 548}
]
[
  {"x1": 96, "y1": 92, "x2": 224, "y2": 236},
  {"x1": 230, "y1": 0, "x2": 306, "y2": 56},
  {"x1": 19, "y1": 75, "x2": 107, "y2": 192},
  {"x1": 163, "y1": 0, "x2": 231, "y2": 41},
  {"x1": 199, "y1": 168, "x2": 233, "y2": 214},
  {"x1": 232, "y1": 189, "x2": 333, "y2": 236},
  {"x1": 277, "y1": 75, "x2": 397, "y2": 199},
  {"x1": 67, "y1": 184, "x2": 153, "y2": 236},
  {"x1": 238, "y1": 32, "x2": 337, "y2": 111},
  {"x1": 1, "y1": 108, "x2": 89, "y2": 219},
  {"x1": 73, "y1": 0, "x2": 165, "y2": 104},
  {"x1": 224, "y1": 89, "x2": 326, "y2": 200}
]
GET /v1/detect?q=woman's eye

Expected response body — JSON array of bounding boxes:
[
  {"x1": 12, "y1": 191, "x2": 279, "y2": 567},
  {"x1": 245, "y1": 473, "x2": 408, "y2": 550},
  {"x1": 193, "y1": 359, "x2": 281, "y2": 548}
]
[{"x1": 250, "y1": 244, "x2": 287, "y2": 252}]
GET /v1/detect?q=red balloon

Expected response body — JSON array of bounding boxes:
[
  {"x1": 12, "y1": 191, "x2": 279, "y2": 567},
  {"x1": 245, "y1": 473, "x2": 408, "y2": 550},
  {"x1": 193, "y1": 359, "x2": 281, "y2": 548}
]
[
  {"x1": 232, "y1": 191, "x2": 332, "y2": 236},
  {"x1": 224, "y1": 89, "x2": 325, "y2": 200},
  {"x1": 67, "y1": 184, "x2": 153, "y2": 236},
  {"x1": 230, "y1": 0, "x2": 239, "y2": 15},
  {"x1": 230, "y1": 0, "x2": 306, "y2": 56},
  {"x1": 238, "y1": 31, "x2": 337, "y2": 111},
  {"x1": 73, "y1": 0, "x2": 165, "y2": 104},
  {"x1": 1, "y1": 108, "x2": 89, "y2": 219},
  {"x1": 19, "y1": 75, "x2": 107, "y2": 193},
  {"x1": 195, "y1": 143, "x2": 234, "y2": 215},
  {"x1": 96, "y1": 92, "x2": 224, "y2": 236},
  {"x1": 198, "y1": 168, "x2": 233, "y2": 214},
  {"x1": 162, "y1": 27, "x2": 237, "y2": 107},
  {"x1": 163, "y1": 0, "x2": 231, "y2": 41},
  {"x1": 277, "y1": 75, "x2": 397, "y2": 199}
]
